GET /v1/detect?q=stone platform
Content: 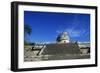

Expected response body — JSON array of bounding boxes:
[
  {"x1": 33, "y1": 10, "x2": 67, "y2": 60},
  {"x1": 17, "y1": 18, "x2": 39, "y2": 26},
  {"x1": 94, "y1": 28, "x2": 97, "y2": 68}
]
[{"x1": 41, "y1": 43, "x2": 81, "y2": 55}]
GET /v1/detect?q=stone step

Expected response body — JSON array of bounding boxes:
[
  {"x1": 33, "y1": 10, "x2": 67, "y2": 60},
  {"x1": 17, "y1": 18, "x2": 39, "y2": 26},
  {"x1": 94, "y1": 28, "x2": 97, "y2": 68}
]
[{"x1": 41, "y1": 43, "x2": 81, "y2": 55}]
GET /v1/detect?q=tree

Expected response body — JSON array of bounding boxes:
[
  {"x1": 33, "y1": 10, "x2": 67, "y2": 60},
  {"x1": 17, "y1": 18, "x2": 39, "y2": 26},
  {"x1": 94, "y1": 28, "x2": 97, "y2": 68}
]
[
  {"x1": 24, "y1": 24, "x2": 32, "y2": 35},
  {"x1": 24, "y1": 24, "x2": 32, "y2": 45}
]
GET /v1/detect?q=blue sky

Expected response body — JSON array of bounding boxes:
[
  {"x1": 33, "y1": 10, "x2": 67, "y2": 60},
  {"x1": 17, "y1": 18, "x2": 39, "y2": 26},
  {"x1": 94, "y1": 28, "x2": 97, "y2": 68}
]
[{"x1": 24, "y1": 11, "x2": 90, "y2": 43}]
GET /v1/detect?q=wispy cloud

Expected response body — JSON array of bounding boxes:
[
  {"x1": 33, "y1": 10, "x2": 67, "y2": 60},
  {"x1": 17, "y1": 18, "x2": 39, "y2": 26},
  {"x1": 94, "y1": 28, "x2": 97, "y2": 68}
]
[
  {"x1": 66, "y1": 28, "x2": 86, "y2": 37},
  {"x1": 56, "y1": 30, "x2": 61, "y2": 33}
]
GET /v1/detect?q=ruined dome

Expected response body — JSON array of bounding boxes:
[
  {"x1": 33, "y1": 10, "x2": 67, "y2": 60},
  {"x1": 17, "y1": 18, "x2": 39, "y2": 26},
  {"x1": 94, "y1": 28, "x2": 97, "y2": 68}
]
[{"x1": 56, "y1": 31, "x2": 70, "y2": 43}]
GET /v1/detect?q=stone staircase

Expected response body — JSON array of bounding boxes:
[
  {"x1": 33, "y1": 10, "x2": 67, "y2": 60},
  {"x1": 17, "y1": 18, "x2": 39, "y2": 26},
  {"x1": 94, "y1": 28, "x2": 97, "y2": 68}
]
[{"x1": 41, "y1": 43, "x2": 81, "y2": 55}]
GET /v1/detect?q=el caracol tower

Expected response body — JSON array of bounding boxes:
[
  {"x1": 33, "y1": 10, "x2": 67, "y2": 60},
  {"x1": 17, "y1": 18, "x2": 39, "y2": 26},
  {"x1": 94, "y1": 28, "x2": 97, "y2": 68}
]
[
  {"x1": 41, "y1": 31, "x2": 81, "y2": 56},
  {"x1": 25, "y1": 31, "x2": 90, "y2": 61},
  {"x1": 56, "y1": 31, "x2": 70, "y2": 43}
]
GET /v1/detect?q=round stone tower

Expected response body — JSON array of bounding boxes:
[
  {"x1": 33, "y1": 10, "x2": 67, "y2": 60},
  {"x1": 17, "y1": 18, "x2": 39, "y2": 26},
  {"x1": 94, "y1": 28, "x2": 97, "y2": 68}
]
[{"x1": 56, "y1": 31, "x2": 70, "y2": 43}]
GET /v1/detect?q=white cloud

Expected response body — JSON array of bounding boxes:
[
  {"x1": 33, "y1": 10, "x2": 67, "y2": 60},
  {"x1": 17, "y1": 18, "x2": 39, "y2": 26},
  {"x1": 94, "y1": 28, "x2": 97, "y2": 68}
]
[{"x1": 66, "y1": 28, "x2": 86, "y2": 37}]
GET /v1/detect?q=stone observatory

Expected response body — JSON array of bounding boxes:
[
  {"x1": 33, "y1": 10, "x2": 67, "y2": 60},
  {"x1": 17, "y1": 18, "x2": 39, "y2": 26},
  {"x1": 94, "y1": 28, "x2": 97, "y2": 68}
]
[{"x1": 56, "y1": 31, "x2": 70, "y2": 43}]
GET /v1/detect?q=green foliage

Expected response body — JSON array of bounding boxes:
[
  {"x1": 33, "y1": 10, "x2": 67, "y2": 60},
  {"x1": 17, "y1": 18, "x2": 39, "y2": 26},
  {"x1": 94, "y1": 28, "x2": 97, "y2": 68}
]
[
  {"x1": 24, "y1": 24, "x2": 32, "y2": 44},
  {"x1": 24, "y1": 40, "x2": 29, "y2": 45},
  {"x1": 24, "y1": 24, "x2": 32, "y2": 36}
]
